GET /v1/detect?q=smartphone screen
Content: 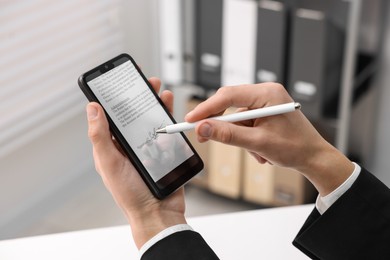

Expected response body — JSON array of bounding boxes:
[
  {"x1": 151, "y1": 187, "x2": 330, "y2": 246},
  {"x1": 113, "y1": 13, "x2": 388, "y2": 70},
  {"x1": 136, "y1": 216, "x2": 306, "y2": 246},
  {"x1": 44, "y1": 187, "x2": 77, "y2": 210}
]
[{"x1": 78, "y1": 54, "x2": 203, "y2": 198}]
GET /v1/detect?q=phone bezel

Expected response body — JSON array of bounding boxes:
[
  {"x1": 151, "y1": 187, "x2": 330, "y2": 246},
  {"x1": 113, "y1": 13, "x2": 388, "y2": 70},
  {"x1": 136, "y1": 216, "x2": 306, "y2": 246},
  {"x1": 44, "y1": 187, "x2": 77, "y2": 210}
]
[{"x1": 78, "y1": 53, "x2": 203, "y2": 199}]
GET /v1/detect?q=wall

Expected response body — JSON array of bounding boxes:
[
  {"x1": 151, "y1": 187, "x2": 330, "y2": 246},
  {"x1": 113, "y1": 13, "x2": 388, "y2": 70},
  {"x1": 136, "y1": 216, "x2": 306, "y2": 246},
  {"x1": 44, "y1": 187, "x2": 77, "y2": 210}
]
[
  {"x1": 0, "y1": 0, "x2": 159, "y2": 239},
  {"x1": 122, "y1": 0, "x2": 160, "y2": 77},
  {"x1": 0, "y1": 112, "x2": 92, "y2": 238}
]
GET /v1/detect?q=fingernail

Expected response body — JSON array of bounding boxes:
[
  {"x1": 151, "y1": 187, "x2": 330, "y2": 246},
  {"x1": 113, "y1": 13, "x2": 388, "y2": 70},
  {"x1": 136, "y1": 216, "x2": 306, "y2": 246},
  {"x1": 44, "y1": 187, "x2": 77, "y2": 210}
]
[
  {"x1": 87, "y1": 105, "x2": 98, "y2": 120},
  {"x1": 199, "y1": 122, "x2": 212, "y2": 138}
]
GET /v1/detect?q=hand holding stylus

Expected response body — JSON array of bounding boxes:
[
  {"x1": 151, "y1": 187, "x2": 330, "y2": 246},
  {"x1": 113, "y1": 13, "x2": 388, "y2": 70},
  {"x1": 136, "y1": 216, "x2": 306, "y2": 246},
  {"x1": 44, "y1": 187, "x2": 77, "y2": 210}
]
[{"x1": 157, "y1": 102, "x2": 301, "y2": 134}]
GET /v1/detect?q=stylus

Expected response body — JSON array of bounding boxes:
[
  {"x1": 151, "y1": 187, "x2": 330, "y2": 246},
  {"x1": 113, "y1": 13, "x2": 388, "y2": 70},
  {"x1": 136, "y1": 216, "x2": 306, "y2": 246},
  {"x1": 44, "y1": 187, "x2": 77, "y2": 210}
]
[{"x1": 156, "y1": 102, "x2": 301, "y2": 134}]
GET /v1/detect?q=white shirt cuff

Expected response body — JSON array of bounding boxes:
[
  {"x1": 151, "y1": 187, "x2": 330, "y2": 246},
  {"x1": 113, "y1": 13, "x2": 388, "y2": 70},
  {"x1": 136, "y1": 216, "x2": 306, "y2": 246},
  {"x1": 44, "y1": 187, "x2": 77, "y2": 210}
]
[
  {"x1": 139, "y1": 224, "x2": 193, "y2": 257},
  {"x1": 316, "y1": 162, "x2": 361, "y2": 215}
]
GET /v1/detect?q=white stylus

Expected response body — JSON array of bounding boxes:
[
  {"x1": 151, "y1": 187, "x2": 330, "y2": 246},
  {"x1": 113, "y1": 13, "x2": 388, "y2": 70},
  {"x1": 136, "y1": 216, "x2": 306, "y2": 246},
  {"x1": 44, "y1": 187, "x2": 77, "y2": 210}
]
[{"x1": 156, "y1": 102, "x2": 301, "y2": 134}]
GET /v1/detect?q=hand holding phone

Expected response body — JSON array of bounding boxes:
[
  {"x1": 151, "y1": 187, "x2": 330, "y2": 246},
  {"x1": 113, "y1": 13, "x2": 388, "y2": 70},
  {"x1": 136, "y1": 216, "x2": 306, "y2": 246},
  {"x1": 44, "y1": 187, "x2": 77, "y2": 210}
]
[
  {"x1": 78, "y1": 53, "x2": 203, "y2": 199},
  {"x1": 85, "y1": 89, "x2": 187, "y2": 249}
]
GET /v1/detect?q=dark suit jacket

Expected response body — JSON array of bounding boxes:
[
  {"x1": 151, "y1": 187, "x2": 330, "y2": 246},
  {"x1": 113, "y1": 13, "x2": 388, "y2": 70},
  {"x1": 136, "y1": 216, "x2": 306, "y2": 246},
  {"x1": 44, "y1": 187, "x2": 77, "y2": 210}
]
[
  {"x1": 142, "y1": 167, "x2": 390, "y2": 260},
  {"x1": 293, "y1": 167, "x2": 390, "y2": 259}
]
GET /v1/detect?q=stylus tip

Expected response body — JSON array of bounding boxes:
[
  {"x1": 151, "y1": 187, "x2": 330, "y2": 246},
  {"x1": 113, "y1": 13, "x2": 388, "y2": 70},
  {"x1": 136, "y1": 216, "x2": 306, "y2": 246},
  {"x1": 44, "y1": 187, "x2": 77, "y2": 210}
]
[{"x1": 156, "y1": 128, "x2": 167, "y2": 134}]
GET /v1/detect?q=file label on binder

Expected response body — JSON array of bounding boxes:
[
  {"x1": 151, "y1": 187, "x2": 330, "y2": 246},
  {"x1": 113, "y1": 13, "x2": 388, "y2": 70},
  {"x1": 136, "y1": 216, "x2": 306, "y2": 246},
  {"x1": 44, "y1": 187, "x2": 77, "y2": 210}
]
[
  {"x1": 201, "y1": 53, "x2": 221, "y2": 72},
  {"x1": 293, "y1": 81, "x2": 317, "y2": 97},
  {"x1": 257, "y1": 69, "x2": 277, "y2": 82}
]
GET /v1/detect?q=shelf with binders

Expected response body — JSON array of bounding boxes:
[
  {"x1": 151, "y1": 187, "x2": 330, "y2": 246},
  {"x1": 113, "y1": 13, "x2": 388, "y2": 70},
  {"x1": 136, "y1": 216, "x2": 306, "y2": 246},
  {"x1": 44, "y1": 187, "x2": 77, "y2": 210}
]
[
  {"x1": 159, "y1": 0, "x2": 387, "y2": 206},
  {"x1": 190, "y1": 0, "x2": 385, "y2": 161}
]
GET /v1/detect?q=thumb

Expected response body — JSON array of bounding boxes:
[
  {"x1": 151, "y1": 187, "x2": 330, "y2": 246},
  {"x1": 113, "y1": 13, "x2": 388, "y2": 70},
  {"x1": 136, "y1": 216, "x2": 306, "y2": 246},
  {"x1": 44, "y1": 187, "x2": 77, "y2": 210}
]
[
  {"x1": 86, "y1": 103, "x2": 122, "y2": 162},
  {"x1": 196, "y1": 119, "x2": 260, "y2": 150}
]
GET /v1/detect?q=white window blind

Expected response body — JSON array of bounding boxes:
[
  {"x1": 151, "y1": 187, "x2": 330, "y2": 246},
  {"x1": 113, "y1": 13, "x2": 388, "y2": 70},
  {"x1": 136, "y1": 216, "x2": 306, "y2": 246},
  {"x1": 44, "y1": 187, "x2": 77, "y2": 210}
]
[{"x1": 0, "y1": 0, "x2": 127, "y2": 157}]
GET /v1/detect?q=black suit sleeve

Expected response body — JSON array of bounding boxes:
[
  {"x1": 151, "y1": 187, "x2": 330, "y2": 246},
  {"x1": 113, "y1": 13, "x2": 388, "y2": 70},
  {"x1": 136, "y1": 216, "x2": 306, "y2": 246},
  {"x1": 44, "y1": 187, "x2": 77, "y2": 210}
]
[
  {"x1": 293, "y1": 167, "x2": 390, "y2": 260},
  {"x1": 142, "y1": 168, "x2": 390, "y2": 259},
  {"x1": 141, "y1": 230, "x2": 219, "y2": 260}
]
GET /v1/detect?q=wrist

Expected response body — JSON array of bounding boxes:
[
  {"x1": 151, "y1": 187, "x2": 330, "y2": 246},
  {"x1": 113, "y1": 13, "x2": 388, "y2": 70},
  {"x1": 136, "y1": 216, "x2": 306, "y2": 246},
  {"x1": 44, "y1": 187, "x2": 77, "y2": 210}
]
[
  {"x1": 126, "y1": 207, "x2": 187, "y2": 249},
  {"x1": 298, "y1": 141, "x2": 354, "y2": 196}
]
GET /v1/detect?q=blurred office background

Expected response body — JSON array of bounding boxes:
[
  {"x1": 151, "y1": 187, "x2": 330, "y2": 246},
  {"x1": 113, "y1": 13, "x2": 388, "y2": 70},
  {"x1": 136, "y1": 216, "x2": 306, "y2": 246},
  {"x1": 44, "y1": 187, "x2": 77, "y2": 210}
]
[{"x1": 1, "y1": 0, "x2": 390, "y2": 240}]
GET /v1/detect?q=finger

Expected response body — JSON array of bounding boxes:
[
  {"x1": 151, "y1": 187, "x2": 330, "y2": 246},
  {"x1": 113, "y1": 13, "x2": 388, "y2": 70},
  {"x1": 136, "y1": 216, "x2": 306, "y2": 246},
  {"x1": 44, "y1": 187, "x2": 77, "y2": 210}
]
[
  {"x1": 160, "y1": 90, "x2": 174, "y2": 114},
  {"x1": 86, "y1": 102, "x2": 123, "y2": 170},
  {"x1": 185, "y1": 83, "x2": 291, "y2": 122},
  {"x1": 195, "y1": 119, "x2": 265, "y2": 152},
  {"x1": 148, "y1": 77, "x2": 161, "y2": 93}
]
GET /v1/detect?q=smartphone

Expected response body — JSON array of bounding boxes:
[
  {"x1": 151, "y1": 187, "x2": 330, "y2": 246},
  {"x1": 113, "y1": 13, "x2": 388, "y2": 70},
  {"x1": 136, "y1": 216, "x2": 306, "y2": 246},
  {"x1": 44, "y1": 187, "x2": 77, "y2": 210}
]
[{"x1": 78, "y1": 53, "x2": 203, "y2": 199}]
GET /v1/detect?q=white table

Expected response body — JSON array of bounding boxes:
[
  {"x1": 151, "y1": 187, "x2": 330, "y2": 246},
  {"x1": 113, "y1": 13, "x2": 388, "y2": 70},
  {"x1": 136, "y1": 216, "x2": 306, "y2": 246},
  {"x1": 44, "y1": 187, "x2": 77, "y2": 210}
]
[{"x1": 0, "y1": 204, "x2": 313, "y2": 260}]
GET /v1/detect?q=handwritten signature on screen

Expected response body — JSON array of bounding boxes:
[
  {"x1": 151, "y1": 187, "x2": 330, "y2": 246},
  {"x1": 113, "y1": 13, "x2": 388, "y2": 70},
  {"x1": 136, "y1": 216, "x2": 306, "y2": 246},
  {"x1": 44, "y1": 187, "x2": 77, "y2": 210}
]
[{"x1": 137, "y1": 122, "x2": 166, "y2": 149}]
